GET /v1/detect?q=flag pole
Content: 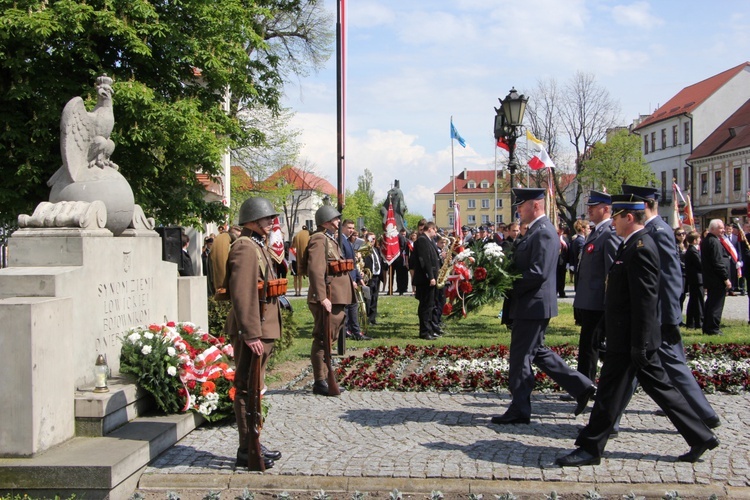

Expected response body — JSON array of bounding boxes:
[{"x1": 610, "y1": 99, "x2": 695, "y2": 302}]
[
  {"x1": 451, "y1": 116, "x2": 456, "y2": 214},
  {"x1": 494, "y1": 141, "x2": 498, "y2": 227}
]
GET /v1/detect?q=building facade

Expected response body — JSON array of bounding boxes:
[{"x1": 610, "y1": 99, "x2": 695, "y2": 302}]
[
  {"x1": 632, "y1": 62, "x2": 750, "y2": 225},
  {"x1": 434, "y1": 169, "x2": 511, "y2": 232}
]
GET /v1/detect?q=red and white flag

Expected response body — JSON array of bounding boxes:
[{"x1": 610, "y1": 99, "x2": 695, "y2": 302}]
[
  {"x1": 528, "y1": 146, "x2": 556, "y2": 171},
  {"x1": 453, "y1": 202, "x2": 461, "y2": 236},
  {"x1": 268, "y1": 217, "x2": 285, "y2": 265},
  {"x1": 383, "y1": 200, "x2": 401, "y2": 265}
]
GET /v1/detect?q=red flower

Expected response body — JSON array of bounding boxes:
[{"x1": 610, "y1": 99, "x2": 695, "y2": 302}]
[
  {"x1": 201, "y1": 381, "x2": 216, "y2": 395},
  {"x1": 459, "y1": 281, "x2": 473, "y2": 293},
  {"x1": 228, "y1": 387, "x2": 236, "y2": 401},
  {"x1": 166, "y1": 321, "x2": 176, "y2": 327},
  {"x1": 148, "y1": 324, "x2": 161, "y2": 332},
  {"x1": 201, "y1": 333, "x2": 210, "y2": 342},
  {"x1": 183, "y1": 325, "x2": 194, "y2": 334},
  {"x1": 442, "y1": 303, "x2": 453, "y2": 316},
  {"x1": 217, "y1": 336, "x2": 226, "y2": 344},
  {"x1": 187, "y1": 380, "x2": 197, "y2": 390},
  {"x1": 474, "y1": 267, "x2": 487, "y2": 281}
]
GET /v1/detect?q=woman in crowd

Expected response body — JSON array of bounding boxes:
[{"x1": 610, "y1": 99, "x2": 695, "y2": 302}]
[
  {"x1": 684, "y1": 230, "x2": 704, "y2": 330},
  {"x1": 675, "y1": 227, "x2": 688, "y2": 314}
]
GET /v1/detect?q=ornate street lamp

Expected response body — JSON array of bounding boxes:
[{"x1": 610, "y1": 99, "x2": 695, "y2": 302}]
[{"x1": 494, "y1": 87, "x2": 529, "y2": 208}]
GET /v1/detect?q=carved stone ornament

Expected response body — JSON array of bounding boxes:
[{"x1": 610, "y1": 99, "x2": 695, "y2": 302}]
[{"x1": 18, "y1": 200, "x2": 107, "y2": 229}]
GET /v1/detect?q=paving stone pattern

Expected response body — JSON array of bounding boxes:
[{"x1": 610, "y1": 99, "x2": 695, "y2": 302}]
[{"x1": 145, "y1": 390, "x2": 750, "y2": 487}]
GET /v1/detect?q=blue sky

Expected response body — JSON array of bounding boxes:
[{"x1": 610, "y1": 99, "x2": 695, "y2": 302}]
[{"x1": 282, "y1": 0, "x2": 750, "y2": 219}]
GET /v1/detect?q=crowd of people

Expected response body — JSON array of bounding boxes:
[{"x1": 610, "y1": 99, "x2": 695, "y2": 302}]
[{"x1": 217, "y1": 183, "x2": 750, "y2": 471}]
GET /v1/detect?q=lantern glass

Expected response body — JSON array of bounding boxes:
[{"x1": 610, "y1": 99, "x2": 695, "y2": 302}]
[
  {"x1": 94, "y1": 354, "x2": 109, "y2": 393},
  {"x1": 502, "y1": 88, "x2": 528, "y2": 127}
]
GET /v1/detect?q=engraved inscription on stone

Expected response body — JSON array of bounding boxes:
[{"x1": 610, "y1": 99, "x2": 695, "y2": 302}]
[{"x1": 95, "y1": 277, "x2": 153, "y2": 350}]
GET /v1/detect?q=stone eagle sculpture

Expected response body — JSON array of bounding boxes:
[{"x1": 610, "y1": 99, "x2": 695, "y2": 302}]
[{"x1": 48, "y1": 74, "x2": 117, "y2": 187}]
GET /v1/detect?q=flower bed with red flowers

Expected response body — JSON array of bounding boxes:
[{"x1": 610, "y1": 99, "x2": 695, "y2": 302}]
[
  {"x1": 337, "y1": 343, "x2": 750, "y2": 394},
  {"x1": 120, "y1": 321, "x2": 236, "y2": 422}
]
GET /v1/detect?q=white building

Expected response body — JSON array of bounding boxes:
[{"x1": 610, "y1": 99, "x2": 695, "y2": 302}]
[{"x1": 632, "y1": 62, "x2": 750, "y2": 224}]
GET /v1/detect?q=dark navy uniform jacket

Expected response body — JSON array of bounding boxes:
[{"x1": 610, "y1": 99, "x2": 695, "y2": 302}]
[
  {"x1": 573, "y1": 219, "x2": 621, "y2": 311},
  {"x1": 604, "y1": 228, "x2": 661, "y2": 353},
  {"x1": 645, "y1": 216, "x2": 683, "y2": 326},
  {"x1": 509, "y1": 215, "x2": 558, "y2": 320}
]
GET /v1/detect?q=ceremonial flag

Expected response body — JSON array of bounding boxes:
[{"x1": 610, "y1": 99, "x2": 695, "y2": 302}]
[
  {"x1": 672, "y1": 188, "x2": 682, "y2": 229},
  {"x1": 383, "y1": 200, "x2": 401, "y2": 265},
  {"x1": 450, "y1": 119, "x2": 466, "y2": 148},
  {"x1": 268, "y1": 217, "x2": 285, "y2": 265},
  {"x1": 453, "y1": 202, "x2": 461, "y2": 236},
  {"x1": 684, "y1": 192, "x2": 695, "y2": 227},
  {"x1": 527, "y1": 146, "x2": 556, "y2": 170},
  {"x1": 496, "y1": 136, "x2": 510, "y2": 152},
  {"x1": 526, "y1": 129, "x2": 544, "y2": 146}
]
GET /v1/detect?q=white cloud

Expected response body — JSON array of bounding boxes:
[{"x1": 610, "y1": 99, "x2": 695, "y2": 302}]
[
  {"x1": 348, "y1": 1, "x2": 395, "y2": 29},
  {"x1": 611, "y1": 2, "x2": 664, "y2": 29}
]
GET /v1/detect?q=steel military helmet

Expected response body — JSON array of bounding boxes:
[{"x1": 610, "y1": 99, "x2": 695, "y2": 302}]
[
  {"x1": 315, "y1": 205, "x2": 341, "y2": 226},
  {"x1": 238, "y1": 197, "x2": 280, "y2": 225}
]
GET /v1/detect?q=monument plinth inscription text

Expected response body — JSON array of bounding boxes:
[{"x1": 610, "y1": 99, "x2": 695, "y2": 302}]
[{"x1": 96, "y1": 277, "x2": 154, "y2": 349}]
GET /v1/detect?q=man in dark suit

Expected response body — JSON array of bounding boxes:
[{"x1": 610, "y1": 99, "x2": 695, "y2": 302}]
[
  {"x1": 179, "y1": 233, "x2": 195, "y2": 277},
  {"x1": 557, "y1": 195, "x2": 719, "y2": 466},
  {"x1": 621, "y1": 185, "x2": 720, "y2": 428},
  {"x1": 412, "y1": 221, "x2": 441, "y2": 340},
  {"x1": 363, "y1": 233, "x2": 382, "y2": 325},
  {"x1": 491, "y1": 188, "x2": 595, "y2": 425},
  {"x1": 701, "y1": 219, "x2": 732, "y2": 335},
  {"x1": 573, "y1": 190, "x2": 621, "y2": 383},
  {"x1": 341, "y1": 219, "x2": 370, "y2": 341}
]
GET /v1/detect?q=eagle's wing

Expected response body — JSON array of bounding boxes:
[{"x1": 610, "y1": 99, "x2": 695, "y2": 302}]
[{"x1": 59, "y1": 96, "x2": 94, "y2": 183}]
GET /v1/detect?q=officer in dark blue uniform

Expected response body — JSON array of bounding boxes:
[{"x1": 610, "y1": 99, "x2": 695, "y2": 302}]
[{"x1": 557, "y1": 194, "x2": 719, "y2": 466}]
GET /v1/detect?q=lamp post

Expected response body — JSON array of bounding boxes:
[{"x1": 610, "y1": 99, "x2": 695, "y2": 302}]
[{"x1": 494, "y1": 87, "x2": 528, "y2": 208}]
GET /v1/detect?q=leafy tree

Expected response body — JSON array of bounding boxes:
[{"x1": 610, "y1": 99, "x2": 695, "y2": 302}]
[
  {"x1": 579, "y1": 129, "x2": 656, "y2": 193},
  {"x1": 0, "y1": 0, "x2": 333, "y2": 228}
]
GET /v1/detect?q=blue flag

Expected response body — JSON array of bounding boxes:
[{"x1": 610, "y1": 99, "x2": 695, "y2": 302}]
[{"x1": 450, "y1": 119, "x2": 466, "y2": 148}]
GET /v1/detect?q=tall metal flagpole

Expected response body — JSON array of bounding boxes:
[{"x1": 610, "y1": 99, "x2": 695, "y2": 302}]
[
  {"x1": 336, "y1": 0, "x2": 345, "y2": 216},
  {"x1": 451, "y1": 115, "x2": 456, "y2": 213},
  {"x1": 494, "y1": 142, "x2": 498, "y2": 226}
]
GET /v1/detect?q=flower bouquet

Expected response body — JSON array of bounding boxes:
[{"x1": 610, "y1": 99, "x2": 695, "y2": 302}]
[
  {"x1": 120, "y1": 321, "x2": 236, "y2": 422},
  {"x1": 443, "y1": 242, "x2": 519, "y2": 319}
]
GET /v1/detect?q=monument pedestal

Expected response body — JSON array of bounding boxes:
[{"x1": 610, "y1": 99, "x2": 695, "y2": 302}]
[{"x1": 0, "y1": 228, "x2": 206, "y2": 457}]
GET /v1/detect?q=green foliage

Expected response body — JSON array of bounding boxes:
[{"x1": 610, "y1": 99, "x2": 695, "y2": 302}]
[
  {"x1": 208, "y1": 296, "x2": 233, "y2": 337},
  {"x1": 580, "y1": 129, "x2": 657, "y2": 193},
  {"x1": 0, "y1": 0, "x2": 282, "y2": 226}
]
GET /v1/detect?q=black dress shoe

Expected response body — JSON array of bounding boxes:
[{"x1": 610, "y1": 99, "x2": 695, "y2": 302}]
[
  {"x1": 556, "y1": 448, "x2": 601, "y2": 467},
  {"x1": 490, "y1": 413, "x2": 530, "y2": 425},
  {"x1": 703, "y1": 416, "x2": 721, "y2": 429},
  {"x1": 654, "y1": 408, "x2": 667, "y2": 417},
  {"x1": 574, "y1": 385, "x2": 596, "y2": 416},
  {"x1": 261, "y1": 444, "x2": 282, "y2": 461},
  {"x1": 559, "y1": 394, "x2": 575, "y2": 402},
  {"x1": 419, "y1": 333, "x2": 437, "y2": 340},
  {"x1": 236, "y1": 449, "x2": 274, "y2": 469},
  {"x1": 678, "y1": 436, "x2": 720, "y2": 462}
]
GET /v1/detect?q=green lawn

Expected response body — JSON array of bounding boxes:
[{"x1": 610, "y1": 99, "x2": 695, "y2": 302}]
[{"x1": 271, "y1": 295, "x2": 750, "y2": 371}]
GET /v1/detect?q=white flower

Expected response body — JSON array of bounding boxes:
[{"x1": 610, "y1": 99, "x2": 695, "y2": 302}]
[
  {"x1": 483, "y1": 243, "x2": 505, "y2": 261},
  {"x1": 128, "y1": 332, "x2": 141, "y2": 343},
  {"x1": 175, "y1": 342, "x2": 186, "y2": 351},
  {"x1": 141, "y1": 345, "x2": 153, "y2": 355},
  {"x1": 167, "y1": 347, "x2": 176, "y2": 357},
  {"x1": 143, "y1": 332, "x2": 154, "y2": 340},
  {"x1": 455, "y1": 249, "x2": 475, "y2": 262},
  {"x1": 167, "y1": 366, "x2": 177, "y2": 377}
]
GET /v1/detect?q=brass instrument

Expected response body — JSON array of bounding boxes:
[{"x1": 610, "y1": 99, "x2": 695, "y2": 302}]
[
  {"x1": 356, "y1": 244, "x2": 373, "y2": 284},
  {"x1": 436, "y1": 236, "x2": 455, "y2": 289}
]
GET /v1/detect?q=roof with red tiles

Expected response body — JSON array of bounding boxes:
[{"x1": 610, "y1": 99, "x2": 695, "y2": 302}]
[
  {"x1": 263, "y1": 165, "x2": 337, "y2": 195},
  {"x1": 633, "y1": 62, "x2": 750, "y2": 131},
  {"x1": 435, "y1": 169, "x2": 506, "y2": 194},
  {"x1": 688, "y1": 98, "x2": 750, "y2": 161},
  {"x1": 196, "y1": 173, "x2": 223, "y2": 197}
]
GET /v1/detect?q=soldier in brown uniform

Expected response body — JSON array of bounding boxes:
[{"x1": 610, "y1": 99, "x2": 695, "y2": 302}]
[
  {"x1": 224, "y1": 197, "x2": 284, "y2": 469},
  {"x1": 307, "y1": 205, "x2": 355, "y2": 396}
]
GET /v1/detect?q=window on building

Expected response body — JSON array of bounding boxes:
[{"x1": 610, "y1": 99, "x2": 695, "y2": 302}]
[
  {"x1": 644, "y1": 136, "x2": 648, "y2": 154},
  {"x1": 481, "y1": 215, "x2": 490, "y2": 224},
  {"x1": 467, "y1": 199, "x2": 476, "y2": 209},
  {"x1": 294, "y1": 216, "x2": 299, "y2": 225},
  {"x1": 683, "y1": 167, "x2": 690, "y2": 190},
  {"x1": 496, "y1": 198, "x2": 503, "y2": 208},
  {"x1": 651, "y1": 132, "x2": 656, "y2": 152},
  {"x1": 701, "y1": 173, "x2": 708, "y2": 195},
  {"x1": 496, "y1": 215, "x2": 504, "y2": 224},
  {"x1": 684, "y1": 122, "x2": 690, "y2": 144},
  {"x1": 481, "y1": 199, "x2": 490, "y2": 209},
  {"x1": 449, "y1": 214, "x2": 454, "y2": 226},
  {"x1": 661, "y1": 129, "x2": 667, "y2": 150},
  {"x1": 448, "y1": 199, "x2": 453, "y2": 208},
  {"x1": 467, "y1": 215, "x2": 476, "y2": 225},
  {"x1": 661, "y1": 171, "x2": 667, "y2": 201},
  {"x1": 480, "y1": 180, "x2": 490, "y2": 188},
  {"x1": 468, "y1": 181, "x2": 476, "y2": 189},
  {"x1": 734, "y1": 167, "x2": 741, "y2": 191},
  {"x1": 672, "y1": 169, "x2": 678, "y2": 186},
  {"x1": 714, "y1": 171, "x2": 722, "y2": 194},
  {"x1": 673, "y1": 125, "x2": 678, "y2": 146}
]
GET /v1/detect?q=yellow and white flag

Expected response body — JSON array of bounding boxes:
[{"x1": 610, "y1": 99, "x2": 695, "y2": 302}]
[{"x1": 526, "y1": 130, "x2": 544, "y2": 147}]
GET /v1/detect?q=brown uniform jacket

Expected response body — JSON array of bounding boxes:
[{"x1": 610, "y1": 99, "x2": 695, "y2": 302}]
[
  {"x1": 224, "y1": 229, "x2": 282, "y2": 342},
  {"x1": 209, "y1": 232, "x2": 232, "y2": 293},
  {"x1": 306, "y1": 231, "x2": 355, "y2": 305},
  {"x1": 292, "y1": 230, "x2": 311, "y2": 277}
]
